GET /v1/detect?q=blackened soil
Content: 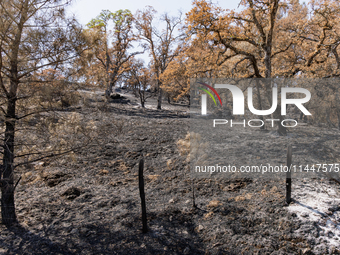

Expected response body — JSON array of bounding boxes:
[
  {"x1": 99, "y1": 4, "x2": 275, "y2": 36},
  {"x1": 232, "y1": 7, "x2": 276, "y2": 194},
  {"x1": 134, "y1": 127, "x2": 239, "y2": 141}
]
[{"x1": 1, "y1": 92, "x2": 340, "y2": 255}]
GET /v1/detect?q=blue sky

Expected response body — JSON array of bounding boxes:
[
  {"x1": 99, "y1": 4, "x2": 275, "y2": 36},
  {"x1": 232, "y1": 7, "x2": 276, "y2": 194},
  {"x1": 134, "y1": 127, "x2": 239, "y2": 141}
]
[{"x1": 68, "y1": 0, "x2": 242, "y2": 25}]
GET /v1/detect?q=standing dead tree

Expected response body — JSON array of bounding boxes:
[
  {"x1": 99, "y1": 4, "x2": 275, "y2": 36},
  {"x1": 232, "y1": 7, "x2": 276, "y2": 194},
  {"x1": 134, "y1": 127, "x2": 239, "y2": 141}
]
[
  {"x1": 125, "y1": 59, "x2": 152, "y2": 108},
  {"x1": 0, "y1": 0, "x2": 86, "y2": 225},
  {"x1": 85, "y1": 9, "x2": 142, "y2": 99},
  {"x1": 186, "y1": 0, "x2": 306, "y2": 135},
  {"x1": 135, "y1": 6, "x2": 183, "y2": 110}
]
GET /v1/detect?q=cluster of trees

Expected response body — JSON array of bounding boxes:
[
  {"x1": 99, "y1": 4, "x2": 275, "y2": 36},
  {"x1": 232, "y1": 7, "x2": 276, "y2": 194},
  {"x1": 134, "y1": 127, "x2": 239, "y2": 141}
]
[
  {"x1": 74, "y1": 6, "x2": 184, "y2": 109},
  {"x1": 185, "y1": 0, "x2": 340, "y2": 133},
  {"x1": 1, "y1": 0, "x2": 340, "y2": 225},
  {"x1": 78, "y1": 0, "x2": 340, "y2": 117}
]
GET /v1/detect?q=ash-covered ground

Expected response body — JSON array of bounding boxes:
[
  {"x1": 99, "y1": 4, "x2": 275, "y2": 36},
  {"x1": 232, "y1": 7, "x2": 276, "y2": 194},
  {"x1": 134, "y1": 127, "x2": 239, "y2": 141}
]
[{"x1": 0, "y1": 89, "x2": 340, "y2": 255}]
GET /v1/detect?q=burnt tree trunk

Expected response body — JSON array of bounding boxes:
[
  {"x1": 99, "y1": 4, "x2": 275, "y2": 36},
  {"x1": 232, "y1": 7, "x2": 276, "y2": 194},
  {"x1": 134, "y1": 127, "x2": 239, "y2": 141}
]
[
  {"x1": 157, "y1": 85, "x2": 162, "y2": 110},
  {"x1": 265, "y1": 84, "x2": 286, "y2": 136},
  {"x1": 1, "y1": 95, "x2": 17, "y2": 225},
  {"x1": 138, "y1": 89, "x2": 145, "y2": 108},
  {"x1": 106, "y1": 68, "x2": 119, "y2": 100},
  {"x1": 274, "y1": 105, "x2": 287, "y2": 136},
  {"x1": 0, "y1": 0, "x2": 25, "y2": 225},
  {"x1": 263, "y1": 0, "x2": 283, "y2": 134},
  {"x1": 255, "y1": 80, "x2": 265, "y2": 130}
]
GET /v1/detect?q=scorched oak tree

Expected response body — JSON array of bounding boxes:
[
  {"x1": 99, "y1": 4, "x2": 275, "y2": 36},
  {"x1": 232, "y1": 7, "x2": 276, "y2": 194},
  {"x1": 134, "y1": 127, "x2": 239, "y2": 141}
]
[
  {"x1": 0, "y1": 0, "x2": 85, "y2": 225},
  {"x1": 85, "y1": 9, "x2": 141, "y2": 98}
]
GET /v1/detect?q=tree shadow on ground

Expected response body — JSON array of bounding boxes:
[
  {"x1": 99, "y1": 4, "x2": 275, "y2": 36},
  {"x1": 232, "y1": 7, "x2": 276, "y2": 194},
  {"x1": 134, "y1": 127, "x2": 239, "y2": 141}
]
[
  {"x1": 0, "y1": 210, "x2": 206, "y2": 255},
  {"x1": 100, "y1": 105, "x2": 190, "y2": 119},
  {"x1": 0, "y1": 223, "x2": 77, "y2": 254},
  {"x1": 64, "y1": 211, "x2": 206, "y2": 255}
]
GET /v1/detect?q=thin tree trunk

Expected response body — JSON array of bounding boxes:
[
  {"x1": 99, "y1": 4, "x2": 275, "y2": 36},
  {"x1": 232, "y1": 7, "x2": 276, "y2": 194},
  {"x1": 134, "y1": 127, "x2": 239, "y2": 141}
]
[
  {"x1": 157, "y1": 83, "x2": 162, "y2": 110},
  {"x1": 255, "y1": 80, "x2": 265, "y2": 130},
  {"x1": 276, "y1": 105, "x2": 287, "y2": 136},
  {"x1": 1, "y1": 96, "x2": 17, "y2": 225},
  {"x1": 139, "y1": 88, "x2": 145, "y2": 108},
  {"x1": 0, "y1": 0, "x2": 26, "y2": 225},
  {"x1": 264, "y1": 20, "x2": 286, "y2": 135},
  {"x1": 105, "y1": 31, "x2": 111, "y2": 97},
  {"x1": 265, "y1": 85, "x2": 286, "y2": 135},
  {"x1": 106, "y1": 69, "x2": 118, "y2": 100},
  {"x1": 264, "y1": 49, "x2": 272, "y2": 79}
]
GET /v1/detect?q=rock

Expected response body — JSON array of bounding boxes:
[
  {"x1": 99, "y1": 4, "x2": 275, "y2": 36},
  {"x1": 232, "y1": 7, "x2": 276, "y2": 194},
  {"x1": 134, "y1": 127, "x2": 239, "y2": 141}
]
[
  {"x1": 328, "y1": 206, "x2": 340, "y2": 212},
  {"x1": 270, "y1": 186, "x2": 278, "y2": 193},
  {"x1": 99, "y1": 169, "x2": 109, "y2": 175},
  {"x1": 105, "y1": 143, "x2": 116, "y2": 148},
  {"x1": 42, "y1": 170, "x2": 70, "y2": 187},
  {"x1": 196, "y1": 225, "x2": 204, "y2": 232},
  {"x1": 245, "y1": 193, "x2": 252, "y2": 199},
  {"x1": 61, "y1": 187, "x2": 83, "y2": 200},
  {"x1": 109, "y1": 93, "x2": 122, "y2": 99},
  {"x1": 31, "y1": 161, "x2": 46, "y2": 169},
  {"x1": 61, "y1": 98, "x2": 71, "y2": 108},
  {"x1": 109, "y1": 196, "x2": 121, "y2": 207},
  {"x1": 234, "y1": 196, "x2": 246, "y2": 202},
  {"x1": 183, "y1": 247, "x2": 190, "y2": 254},
  {"x1": 97, "y1": 201, "x2": 108, "y2": 208},
  {"x1": 77, "y1": 193, "x2": 94, "y2": 202},
  {"x1": 327, "y1": 231, "x2": 334, "y2": 238},
  {"x1": 207, "y1": 200, "x2": 220, "y2": 208},
  {"x1": 70, "y1": 228, "x2": 79, "y2": 235},
  {"x1": 301, "y1": 248, "x2": 313, "y2": 255},
  {"x1": 330, "y1": 246, "x2": 340, "y2": 254},
  {"x1": 204, "y1": 212, "x2": 214, "y2": 219},
  {"x1": 79, "y1": 227, "x2": 89, "y2": 235}
]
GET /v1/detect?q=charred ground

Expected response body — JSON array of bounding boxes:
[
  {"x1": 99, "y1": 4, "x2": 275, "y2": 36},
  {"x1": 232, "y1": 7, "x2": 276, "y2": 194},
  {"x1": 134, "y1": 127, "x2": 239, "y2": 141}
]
[{"x1": 0, "y1": 90, "x2": 340, "y2": 255}]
